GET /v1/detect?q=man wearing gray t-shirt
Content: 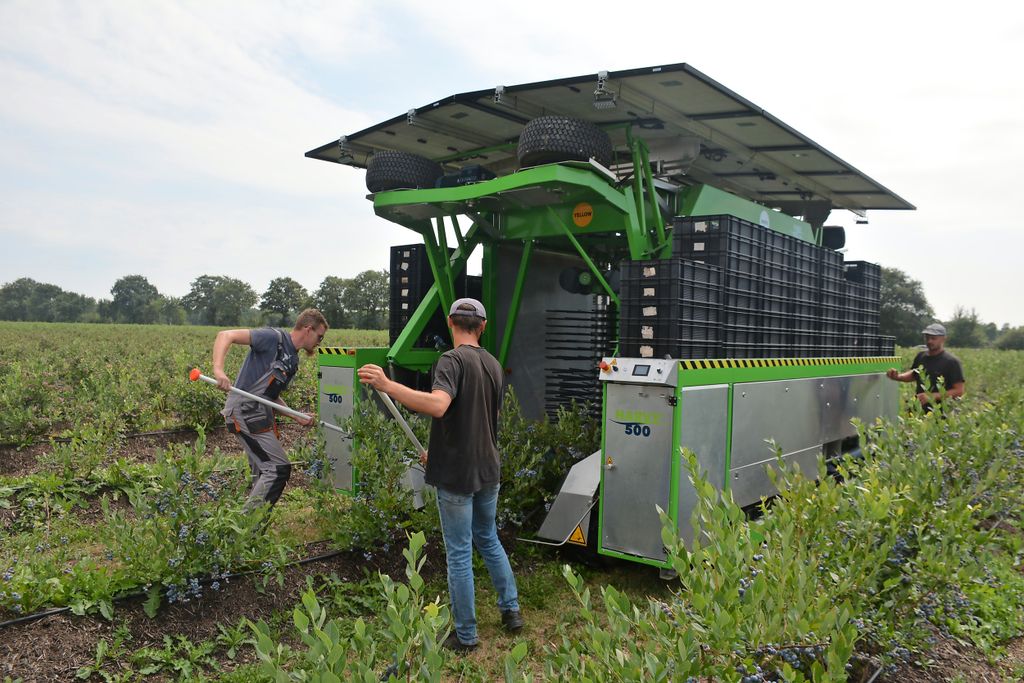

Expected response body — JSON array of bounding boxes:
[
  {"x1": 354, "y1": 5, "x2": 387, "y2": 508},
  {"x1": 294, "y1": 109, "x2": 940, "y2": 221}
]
[
  {"x1": 212, "y1": 308, "x2": 328, "y2": 511},
  {"x1": 358, "y1": 298, "x2": 523, "y2": 652}
]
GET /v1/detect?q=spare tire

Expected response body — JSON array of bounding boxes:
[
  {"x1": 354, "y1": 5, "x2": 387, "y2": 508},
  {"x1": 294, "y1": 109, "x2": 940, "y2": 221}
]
[
  {"x1": 517, "y1": 116, "x2": 613, "y2": 168},
  {"x1": 365, "y1": 151, "x2": 443, "y2": 193}
]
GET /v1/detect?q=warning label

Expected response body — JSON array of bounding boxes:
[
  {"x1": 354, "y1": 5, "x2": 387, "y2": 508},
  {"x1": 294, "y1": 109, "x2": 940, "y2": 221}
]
[
  {"x1": 567, "y1": 525, "x2": 587, "y2": 546},
  {"x1": 572, "y1": 202, "x2": 594, "y2": 228}
]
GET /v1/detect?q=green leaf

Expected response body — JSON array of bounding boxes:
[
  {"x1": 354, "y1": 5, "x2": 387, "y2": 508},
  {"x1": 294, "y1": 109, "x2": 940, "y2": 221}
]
[{"x1": 143, "y1": 586, "x2": 162, "y2": 618}]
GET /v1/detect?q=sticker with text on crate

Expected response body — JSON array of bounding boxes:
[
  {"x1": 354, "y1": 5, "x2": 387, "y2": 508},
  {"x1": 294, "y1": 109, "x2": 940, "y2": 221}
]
[
  {"x1": 572, "y1": 202, "x2": 594, "y2": 228},
  {"x1": 609, "y1": 409, "x2": 664, "y2": 437}
]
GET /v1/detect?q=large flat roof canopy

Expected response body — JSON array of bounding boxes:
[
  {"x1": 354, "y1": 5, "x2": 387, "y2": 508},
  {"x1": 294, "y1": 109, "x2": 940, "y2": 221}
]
[{"x1": 307, "y1": 63, "x2": 913, "y2": 216}]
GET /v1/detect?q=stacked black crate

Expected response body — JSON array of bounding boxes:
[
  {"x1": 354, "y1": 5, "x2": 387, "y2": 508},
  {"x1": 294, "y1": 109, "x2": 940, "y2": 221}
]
[
  {"x1": 845, "y1": 261, "x2": 883, "y2": 354},
  {"x1": 673, "y1": 216, "x2": 763, "y2": 358},
  {"x1": 619, "y1": 259, "x2": 722, "y2": 359},
  {"x1": 545, "y1": 305, "x2": 615, "y2": 418},
  {"x1": 762, "y1": 229, "x2": 793, "y2": 358},
  {"x1": 818, "y1": 248, "x2": 845, "y2": 357},
  {"x1": 842, "y1": 280, "x2": 875, "y2": 356},
  {"x1": 389, "y1": 244, "x2": 466, "y2": 348},
  {"x1": 788, "y1": 238, "x2": 820, "y2": 357}
]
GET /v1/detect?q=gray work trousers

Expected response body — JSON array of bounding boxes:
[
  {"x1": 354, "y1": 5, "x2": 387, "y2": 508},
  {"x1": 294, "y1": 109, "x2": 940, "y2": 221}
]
[{"x1": 231, "y1": 424, "x2": 292, "y2": 510}]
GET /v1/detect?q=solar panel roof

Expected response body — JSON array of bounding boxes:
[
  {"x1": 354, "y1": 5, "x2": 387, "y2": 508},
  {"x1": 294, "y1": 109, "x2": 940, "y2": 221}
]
[{"x1": 306, "y1": 63, "x2": 914, "y2": 216}]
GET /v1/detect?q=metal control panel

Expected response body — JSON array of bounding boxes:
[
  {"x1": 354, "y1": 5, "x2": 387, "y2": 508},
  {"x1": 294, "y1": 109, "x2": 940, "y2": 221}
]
[{"x1": 599, "y1": 357, "x2": 679, "y2": 386}]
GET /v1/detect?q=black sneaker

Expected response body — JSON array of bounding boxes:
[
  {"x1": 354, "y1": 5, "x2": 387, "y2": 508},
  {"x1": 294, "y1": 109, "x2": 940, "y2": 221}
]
[
  {"x1": 441, "y1": 632, "x2": 478, "y2": 653},
  {"x1": 501, "y1": 609, "x2": 524, "y2": 632}
]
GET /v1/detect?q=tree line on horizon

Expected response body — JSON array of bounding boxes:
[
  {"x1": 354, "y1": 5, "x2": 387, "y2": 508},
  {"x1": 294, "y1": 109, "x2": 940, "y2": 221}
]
[
  {"x1": 1, "y1": 267, "x2": 1023, "y2": 349},
  {"x1": 0, "y1": 271, "x2": 389, "y2": 330}
]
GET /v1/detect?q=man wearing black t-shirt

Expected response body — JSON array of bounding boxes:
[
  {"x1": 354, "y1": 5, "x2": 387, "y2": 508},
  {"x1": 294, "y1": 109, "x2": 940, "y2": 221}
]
[
  {"x1": 357, "y1": 298, "x2": 522, "y2": 653},
  {"x1": 886, "y1": 322, "x2": 965, "y2": 409}
]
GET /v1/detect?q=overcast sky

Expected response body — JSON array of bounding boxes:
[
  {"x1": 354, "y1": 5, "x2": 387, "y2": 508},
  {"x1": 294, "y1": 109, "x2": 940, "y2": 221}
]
[{"x1": 1, "y1": 1, "x2": 1021, "y2": 326}]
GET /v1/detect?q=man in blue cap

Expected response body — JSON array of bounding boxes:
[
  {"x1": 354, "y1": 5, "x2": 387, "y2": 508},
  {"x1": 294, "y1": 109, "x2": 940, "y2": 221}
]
[
  {"x1": 358, "y1": 297, "x2": 523, "y2": 652},
  {"x1": 886, "y1": 322, "x2": 965, "y2": 409}
]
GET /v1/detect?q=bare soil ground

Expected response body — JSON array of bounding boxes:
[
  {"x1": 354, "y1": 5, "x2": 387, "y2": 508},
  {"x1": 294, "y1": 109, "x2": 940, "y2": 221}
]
[
  {"x1": 0, "y1": 538, "x2": 439, "y2": 682},
  {"x1": 2, "y1": 428, "x2": 1022, "y2": 682}
]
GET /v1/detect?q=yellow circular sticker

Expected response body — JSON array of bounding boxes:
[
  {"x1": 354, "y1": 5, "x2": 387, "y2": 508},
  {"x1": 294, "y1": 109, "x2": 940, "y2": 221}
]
[{"x1": 572, "y1": 202, "x2": 594, "y2": 228}]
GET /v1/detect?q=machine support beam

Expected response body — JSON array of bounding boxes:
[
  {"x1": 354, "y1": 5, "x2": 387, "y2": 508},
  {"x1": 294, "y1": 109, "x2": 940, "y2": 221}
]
[
  {"x1": 388, "y1": 222, "x2": 482, "y2": 366},
  {"x1": 497, "y1": 240, "x2": 534, "y2": 368}
]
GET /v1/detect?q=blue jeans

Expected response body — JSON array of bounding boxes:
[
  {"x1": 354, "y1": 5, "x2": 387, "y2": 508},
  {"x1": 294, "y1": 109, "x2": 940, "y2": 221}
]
[{"x1": 436, "y1": 484, "x2": 519, "y2": 645}]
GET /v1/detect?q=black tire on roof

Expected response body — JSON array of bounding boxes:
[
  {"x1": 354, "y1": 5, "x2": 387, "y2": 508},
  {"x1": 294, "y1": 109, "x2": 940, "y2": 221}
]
[
  {"x1": 365, "y1": 151, "x2": 443, "y2": 193},
  {"x1": 516, "y1": 115, "x2": 614, "y2": 168}
]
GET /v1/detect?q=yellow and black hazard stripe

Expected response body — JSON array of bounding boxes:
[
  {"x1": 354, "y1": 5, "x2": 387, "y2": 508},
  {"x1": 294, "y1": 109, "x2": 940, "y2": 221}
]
[
  {"x1": 679, "y1": 356, "x2": 899, "y2": 370},
  {"x1": 318, "y1": 347, "x2": 356, "y2": 355}
]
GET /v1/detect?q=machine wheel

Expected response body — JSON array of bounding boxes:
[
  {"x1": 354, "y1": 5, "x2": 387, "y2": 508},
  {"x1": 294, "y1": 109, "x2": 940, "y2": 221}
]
[
  {"x1": 517, "y1": 116, "x2": 614, "y2": 168},
  {"x1": 365, "y1": 151, "x2": 443, "y2": 193}
]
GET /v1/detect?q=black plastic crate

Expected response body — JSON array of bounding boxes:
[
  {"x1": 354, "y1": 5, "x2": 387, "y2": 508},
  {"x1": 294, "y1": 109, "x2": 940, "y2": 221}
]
[
  {"x1": 791, "y1": 331, "x2": 819, "y2": 348},
  {"x1": 818, "y1": 247, "x2": 844, "y2": 278},
  {"x1": 763, "y1": 260, "x2": 788, "y2": 283},
  {"x1": 764, "y1": 294, "x2": 790, "y2": 316},
  {"x1": 621, "y1": 298, "x2": 721, "y2": 325},
  {"x1": 762, "y1": 326, "x2": 788, "y2": 346},
  {"x1": 621, "y1": 336, "x2": 721, "y2": 360},
  {"x1": 820, "y1": 317, "x2": 843, "y2": 335},
  {"x1": 721, "y1": 343, "x2": 759, "y2": 359},
  {"x1": 763, "y1": 279, "x2": 791, "y2": 300},
  {"x1": 723, "y1": 325, "x2": 758, "y2": 344},
  {"x1": 791, "y1": 302, "x2": 818, "y2": 320},
  {"x1": 673, "y1": 215, "x2": 765, "y2": 262},
  {"x1": 620, "y1": 259, "x2": 721, "y2": 305},
  {"x1": 725, "y1": 306, "x2": 759, "y2": 327},
  {"x1": 761, "y1": 345, "x2": 791, "y2": 358},
  {"x1": 844, "y1": 261, "x2": 881, "y2": 289},
  {"x1": 725, "y1": 287, "x2": 761, "y2": 311},
  {"x1": 620, "y1": 315, "x2": 721, "y2": 343},
  {"x1": 677, "y1": 240, "x2": 764, "y2": 277},
  {"x1": 673, "y1": 214, "x2": 764, "y2": 242},
  {"x1": 880, "y1": 335, "x2": 896, "y2": 355}
]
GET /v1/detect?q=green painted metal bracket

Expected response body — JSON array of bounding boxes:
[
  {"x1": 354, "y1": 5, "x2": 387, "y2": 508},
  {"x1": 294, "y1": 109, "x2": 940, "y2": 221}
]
[
  {"x1": 387, "y1": 221, "x2": 483, "y2": 366},
  {"x1": 547, "y1": 207, "x2": 621, "y2": 308},
  {"x1": 625, "y1": 127, "x2": 667, "y2": 257},
  {"x1": 497, "y1": 240, "x2": 533, "y2": 367}
]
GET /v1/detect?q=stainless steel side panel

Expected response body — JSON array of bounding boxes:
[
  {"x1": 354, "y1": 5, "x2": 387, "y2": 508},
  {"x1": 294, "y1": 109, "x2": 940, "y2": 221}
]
[
  {"x1": 536, "y1": 449, "x2": 602, "y2": 543},
  {"x1": 676, "y1": 385, "x2": 729, "y2": 549},
  {"x1": 319, "y1": 366, "x2": 354, "y2": 490},
  {"x1": 601, "y1": 383, "x2": 676, "y2": 559},
  {"x1": 729, "y1": 373, "x2": 895, "y2": 507}
]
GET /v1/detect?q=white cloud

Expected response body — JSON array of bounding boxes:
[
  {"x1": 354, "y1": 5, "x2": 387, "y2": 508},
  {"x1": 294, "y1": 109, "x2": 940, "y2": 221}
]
[{"x1": 1, "y1": 0, "x2": 1023, "y2": 325}]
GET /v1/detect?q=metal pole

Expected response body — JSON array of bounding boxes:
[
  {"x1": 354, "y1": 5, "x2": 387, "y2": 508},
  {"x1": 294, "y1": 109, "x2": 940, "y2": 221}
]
[
  {"x1": 374, "y1": 389, "x2": 425, "y2": 454},
  {"x1": 188, "y1": 369, "x2": 348, "y2": 436}
]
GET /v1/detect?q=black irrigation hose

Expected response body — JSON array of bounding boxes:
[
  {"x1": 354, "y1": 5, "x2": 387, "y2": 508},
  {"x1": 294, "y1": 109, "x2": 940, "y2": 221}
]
[
  {"x1": 0, "y1": 424, "x2": 232, "y2": 450},
  {"x1": 0, "y1": 539, "x2": 340, "y2": 630}
]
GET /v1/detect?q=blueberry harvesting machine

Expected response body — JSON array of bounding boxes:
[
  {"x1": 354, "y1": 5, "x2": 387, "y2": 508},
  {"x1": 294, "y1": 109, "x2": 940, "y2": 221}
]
[{"x1": 306, "y1": 63, "x2": 913, "y2": 568}]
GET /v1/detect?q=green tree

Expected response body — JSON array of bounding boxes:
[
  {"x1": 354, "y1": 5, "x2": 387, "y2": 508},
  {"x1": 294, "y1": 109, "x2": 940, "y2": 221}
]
[
  {"x1": 260, "y1": 277, "x2": 309, "y2": 327},
  {"x1": 343, "y1": 270, "x2": 389, "y2": 329},
  {"x1": 110, "y1": 275, "x2": 160, "y2": 324},
  {"x1": 879, "y1": 267, "x2": 934, "y2": 346},
  {"x1": 0, "y1": 278, "x2": 46, "y2": 320},
  {"x1": 312, "y1": 275, "x2": 351, "y2": 328},
  {"x1": 52, "y1": 291, "x2": 97, "y2": 322},
  {"x1": 945, "y1": 306, "x2": 987, "y2": 348},
  {"x1": 0, "y1": 278, "x2": 83, "y2": 322},
  {"x1": 995, "y1": 326, "x2": 1024, "y2": 350},
  {"x1": 182, "y1": 275, "x2": 258, "y2": 326},
  {"x1": 147, "y1": 295, "x2": 186, "y2": 325}
]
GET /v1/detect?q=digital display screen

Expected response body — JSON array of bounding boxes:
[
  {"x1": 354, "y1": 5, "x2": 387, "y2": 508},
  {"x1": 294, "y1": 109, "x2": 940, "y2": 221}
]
[{"x1": 632, "y1": 364, "x2": 650, "y2": 377}]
